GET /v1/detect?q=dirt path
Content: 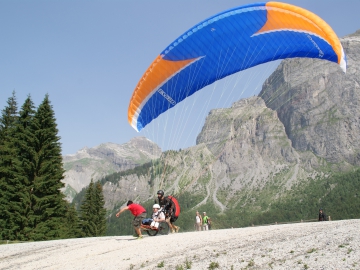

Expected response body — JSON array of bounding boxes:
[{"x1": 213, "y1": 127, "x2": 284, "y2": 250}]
[{"x1": 0, "y1": 219, "x2": 359, "y2": 270}]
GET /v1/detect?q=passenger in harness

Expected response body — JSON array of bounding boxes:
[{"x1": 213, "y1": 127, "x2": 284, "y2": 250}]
[{"x1": 142, "y1": 204, "x2": 166, "y2": 229}]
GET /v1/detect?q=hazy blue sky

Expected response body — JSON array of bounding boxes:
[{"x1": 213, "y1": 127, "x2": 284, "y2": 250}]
[{"x1": 1, "y1": 0, "x2": 359, "y2": 155}]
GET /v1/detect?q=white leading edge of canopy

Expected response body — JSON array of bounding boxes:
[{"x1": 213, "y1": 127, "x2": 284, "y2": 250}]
[
  {"x1": 340, "y1": 47, "x2": 347, "y2": 73},
  {"x1": 131, "y1": 56, "x2": 205, "y2": 132}
]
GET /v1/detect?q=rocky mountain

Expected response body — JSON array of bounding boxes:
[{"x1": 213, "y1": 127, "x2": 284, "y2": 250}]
[
  {"x1": 74, "y1": 30, "x2": 360, "y2": 212},
  {"x1": 260, "y1": 29, "x2": 360, "y2": 169},
  {"x1": 61, "y1": 136, "x2": 161, "y2": 201}
]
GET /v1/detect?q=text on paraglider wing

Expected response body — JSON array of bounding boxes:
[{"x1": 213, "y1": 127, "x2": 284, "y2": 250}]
[
  {"x1": 157, "y1": 89, "x2": 176, "y2": 105},
  {"x1": 307, "y1": 34, "x2": 324, "y2": 58}
]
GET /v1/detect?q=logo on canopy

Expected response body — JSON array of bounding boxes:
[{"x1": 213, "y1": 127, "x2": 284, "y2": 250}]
[{"x1": 157, "y1": 88, "x2": 176, "y2": 105}]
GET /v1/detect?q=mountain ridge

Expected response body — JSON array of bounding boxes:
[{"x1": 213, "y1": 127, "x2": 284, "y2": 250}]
[{"x1": 61, "y1": 136, "x2": 161, "y2": 201}]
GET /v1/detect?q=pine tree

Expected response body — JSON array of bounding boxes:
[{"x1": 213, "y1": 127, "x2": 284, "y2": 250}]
[
  {"x1": 6, "y1": 96, "x2": 37, "y2": 240},
  {"x1": 28, "y1": 94, "x2": 67, "y2": 241},
  {"x1": 62, "y1": 204, "x2": 83, "y2": 238},
  {"x1": 0, "y1": 91, "x2": 18, "y2": 141},
  {"x1": 79, "y1": 180, "x2": 107, "y2": 237},
  {"x1": 80, "y1": 180, "x2": 96, "y2": 237},
  {"x1": 94, "y1": 181, "x2": 107, "y2": 236},
  {"x1": 0, "y1": 91, "x2": 20, "y2": 240}
]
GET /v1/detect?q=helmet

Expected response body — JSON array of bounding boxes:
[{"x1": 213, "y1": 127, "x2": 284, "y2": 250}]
[
  {"x1": 153, "y1": 204, "x2": 160, "y2": 209},
  {"x1": 157, "y1": 190, "x2": 164, "y2": 196}
]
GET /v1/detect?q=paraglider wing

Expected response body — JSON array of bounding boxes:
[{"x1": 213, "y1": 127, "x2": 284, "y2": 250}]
[{"x1": 128, "y1": 1, "x2": 346, "y2": 132}]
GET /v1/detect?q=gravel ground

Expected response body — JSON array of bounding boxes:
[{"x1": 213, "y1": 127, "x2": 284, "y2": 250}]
[{"x1": 0, "y1": 219, "x2": 359, "y2": 270}]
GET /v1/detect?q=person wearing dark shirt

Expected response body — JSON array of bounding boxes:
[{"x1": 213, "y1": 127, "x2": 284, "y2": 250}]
[
  {"x1": 156, "y1": 190, "x2": 180, "y2": 233},
  {"x1": 318, "y1": 208, "x2": 327, "y2": 221},
  {"x1": 207, "y1": 217, "x2": 212, "y2": 230},
  {"x1": 116, "y1": 200, "x2": 147, "y2": 239}
]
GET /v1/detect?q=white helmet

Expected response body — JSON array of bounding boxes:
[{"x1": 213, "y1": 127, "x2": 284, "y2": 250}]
[{"x1": 153, "y1": 204, "x2": 160, "y2": 209}]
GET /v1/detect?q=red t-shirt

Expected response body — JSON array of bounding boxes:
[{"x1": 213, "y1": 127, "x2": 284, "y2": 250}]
[{"x1": 128, "y1": 203, "x2": 146, "y2": 216}]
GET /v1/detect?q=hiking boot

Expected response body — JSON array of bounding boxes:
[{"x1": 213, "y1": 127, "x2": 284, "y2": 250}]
[{"x1": 175, "y1": 226, "x2": 180, "y2": 233}]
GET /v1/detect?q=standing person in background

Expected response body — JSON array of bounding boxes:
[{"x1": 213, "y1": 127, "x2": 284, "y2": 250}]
[
  {"x1": 318, "y1": 208, "x2": 327, "y2": 221},
  {"x1": 195, "y1": 211, "x2": 202, "y2": 231},
  {"x1": 207, "y1": 217, "x2": 212, "y2": 230},
  {"x1": 202, "y1": 212, "x2": 209, "y2": 231},
  {"x1": 116, "y1": 200, "x2": 147, "y2": 239}
]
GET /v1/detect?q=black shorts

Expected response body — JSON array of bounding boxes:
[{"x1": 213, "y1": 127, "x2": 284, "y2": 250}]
[
  {"x1": 165, "y1": 210, "x2": 178, "y2": 223},
  {"x1": 170, "y1": 215, "x2": 178, "y2": 223}
]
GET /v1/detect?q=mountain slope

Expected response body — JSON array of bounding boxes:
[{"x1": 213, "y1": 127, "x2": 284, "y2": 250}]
[{"x1": 61, "y1": 137, "x2": 161, "y2": 201}]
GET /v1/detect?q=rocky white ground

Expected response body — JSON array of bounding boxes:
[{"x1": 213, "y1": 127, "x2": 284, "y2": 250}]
[{"x1": 0, "y1": 219, "x2": 359, "y2": 270}]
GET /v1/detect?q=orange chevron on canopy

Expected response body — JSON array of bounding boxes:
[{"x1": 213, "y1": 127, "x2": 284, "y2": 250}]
[
  {"x1": 128, "y1": 56, "x2": 199, "y2": 125},
  {"x1": 256, "y1": 2, "x2": 343, "y2": 64}
]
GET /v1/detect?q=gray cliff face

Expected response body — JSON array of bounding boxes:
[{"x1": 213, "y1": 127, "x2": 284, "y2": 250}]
[
  {"x1": 62, "y1": 137, "x2": 161, "y2": 201},
  {"x1": 197, "y1": 97, "x2": 297, "y2": 166},
  {"x1": 196, "y1": 97, "x2": 305, "y2": 206},
  {"x1": 259, "y1": 33, "x2": 360, "y2": 168}
]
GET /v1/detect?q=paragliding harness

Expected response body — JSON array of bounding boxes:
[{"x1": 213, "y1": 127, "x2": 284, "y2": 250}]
[{"x1": 164, "y1": 195, "x2": 180, "y2": 222}]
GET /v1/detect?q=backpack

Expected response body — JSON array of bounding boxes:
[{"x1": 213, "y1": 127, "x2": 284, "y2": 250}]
[{"x1": 167, "y1": 195, "x2": 181, "y2": 217}]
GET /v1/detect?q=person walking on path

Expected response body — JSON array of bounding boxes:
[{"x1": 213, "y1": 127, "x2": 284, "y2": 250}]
[
  {"x1": 116, "y1": 200, "x2": 147, "y2": 239},
  {"x1": 202, "y1": 212, "x2": 209, "y2": 231},
  {"x1": 318, "y1": 208, "x2": 327, "y2": 221},
  {"x1": 195, "y1": 211, "x2": 202, "y2": 231}
]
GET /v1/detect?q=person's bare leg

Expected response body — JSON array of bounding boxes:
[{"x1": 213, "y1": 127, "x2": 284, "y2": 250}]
[
  {"x1": 135, "y1": 227, "x2": 142, "y2": 237},
  {"x1": 166, "y1": 217, "x2": 175, "y2": 233}
]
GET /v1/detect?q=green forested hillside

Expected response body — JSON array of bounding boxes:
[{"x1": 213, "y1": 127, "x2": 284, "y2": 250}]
[{"x1": 104, "y1": 168, "x2": 360, "y2": 235}]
